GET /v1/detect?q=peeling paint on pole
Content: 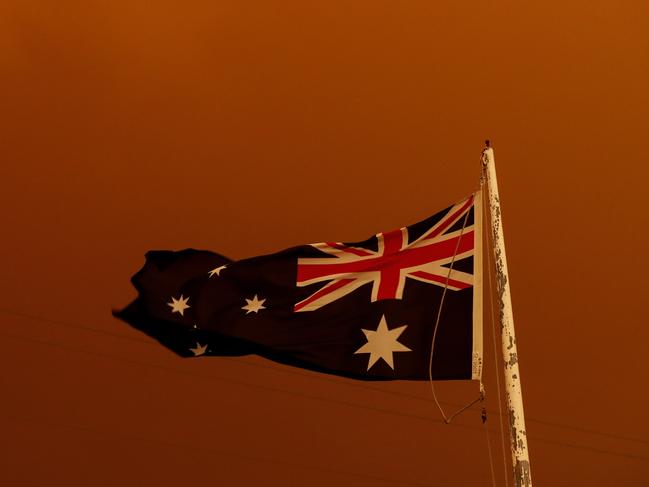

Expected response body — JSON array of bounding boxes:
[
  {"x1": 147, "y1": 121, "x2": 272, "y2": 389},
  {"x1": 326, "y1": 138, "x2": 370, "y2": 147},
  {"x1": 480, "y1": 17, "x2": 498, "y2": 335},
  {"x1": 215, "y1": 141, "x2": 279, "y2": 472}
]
[{"x1": 483, "y1": 147, "x2": 532, "y2": 487}]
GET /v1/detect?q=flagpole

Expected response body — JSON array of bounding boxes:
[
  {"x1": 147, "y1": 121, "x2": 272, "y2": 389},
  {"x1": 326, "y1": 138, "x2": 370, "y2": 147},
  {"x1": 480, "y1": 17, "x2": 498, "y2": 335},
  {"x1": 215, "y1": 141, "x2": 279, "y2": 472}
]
[{"x1": 482, "y1": 142, "x2": 532, "y2": 487}]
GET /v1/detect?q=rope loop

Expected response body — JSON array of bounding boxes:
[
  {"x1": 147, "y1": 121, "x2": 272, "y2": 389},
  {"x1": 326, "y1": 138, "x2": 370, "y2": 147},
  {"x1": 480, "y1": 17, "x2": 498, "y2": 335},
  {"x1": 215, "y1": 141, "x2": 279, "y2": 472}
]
[{"x1": 427, "y1": 179, "x2": 483, "y2": 424}]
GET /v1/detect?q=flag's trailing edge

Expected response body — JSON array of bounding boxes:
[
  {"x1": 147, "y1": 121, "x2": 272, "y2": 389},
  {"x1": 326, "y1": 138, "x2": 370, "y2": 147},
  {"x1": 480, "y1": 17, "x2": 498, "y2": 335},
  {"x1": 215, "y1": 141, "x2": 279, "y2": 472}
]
[{"x1": 114, "y1": 192, "x2": 483, "y2": 382}]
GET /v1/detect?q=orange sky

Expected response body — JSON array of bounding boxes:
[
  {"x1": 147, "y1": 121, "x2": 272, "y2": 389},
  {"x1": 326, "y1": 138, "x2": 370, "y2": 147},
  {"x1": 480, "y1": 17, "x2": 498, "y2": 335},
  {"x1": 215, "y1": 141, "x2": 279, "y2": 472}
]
[{"x1": 1, "y1": 1, "x2": 648, "y2": 485}]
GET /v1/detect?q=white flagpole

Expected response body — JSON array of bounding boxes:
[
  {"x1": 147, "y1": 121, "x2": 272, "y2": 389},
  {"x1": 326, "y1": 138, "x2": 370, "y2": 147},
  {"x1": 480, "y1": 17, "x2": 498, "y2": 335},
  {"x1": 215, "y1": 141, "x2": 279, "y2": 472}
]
[{"x1": 482, "y1": 142, "x2": 532, "y2": 487}]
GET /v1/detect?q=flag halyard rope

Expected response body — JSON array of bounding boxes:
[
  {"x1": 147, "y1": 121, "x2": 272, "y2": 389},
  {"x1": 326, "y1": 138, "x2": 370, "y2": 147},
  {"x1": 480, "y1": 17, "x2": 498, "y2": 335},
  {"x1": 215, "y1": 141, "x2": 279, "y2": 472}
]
[
  {"x1": 484, "y1": 408, "x2": 499, "y2": 487},
  {"x1": 427, "y1": 184, "x2": 484, "y2": 424}
]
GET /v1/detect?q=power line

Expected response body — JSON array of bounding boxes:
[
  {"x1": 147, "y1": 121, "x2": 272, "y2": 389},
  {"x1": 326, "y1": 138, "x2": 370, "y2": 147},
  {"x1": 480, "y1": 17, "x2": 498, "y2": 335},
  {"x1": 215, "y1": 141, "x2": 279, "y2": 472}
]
[
  {"x1": 3, "y1": 308, "x2": 649, "y2": 449},
  {"x1": 5, "y1": 414, "x2": 437, "y2": 487},
  {"x1": 0, "y1": 330, "x2": 473, "y2": 431},
  {"x1": 0, "y1": 308, "x2": 154, "y2": 345},
  {"x1": 0, "y1": 307, "x2": 475, "y2": 407},
  {"x1": 2, "y1": 329, "x2": 648, "y2": 463}
]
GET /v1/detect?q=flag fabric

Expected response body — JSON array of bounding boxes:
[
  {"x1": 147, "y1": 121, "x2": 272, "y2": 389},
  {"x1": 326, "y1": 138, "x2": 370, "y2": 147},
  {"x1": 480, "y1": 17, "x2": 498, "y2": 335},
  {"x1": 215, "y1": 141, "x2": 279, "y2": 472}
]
[{"x1": 114, "y1": 193, "x2": 483, "y2": 381}]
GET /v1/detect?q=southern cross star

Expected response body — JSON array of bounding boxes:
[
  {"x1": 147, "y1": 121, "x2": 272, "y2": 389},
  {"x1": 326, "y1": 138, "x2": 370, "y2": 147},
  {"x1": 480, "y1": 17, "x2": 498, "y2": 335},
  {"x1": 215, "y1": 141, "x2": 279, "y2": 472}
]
[
  {"x1": 354, "y1": 315, "x2": 412, "y2": 371},
  {"x1": 189, "y1": 342, "x2": 208, "y2": 356},
  {"x1": 167, "y1": 295, "x2": 190, "y2": 316},
  {"x1": 208, "y1": 265, "x2": 227, "y2": 278},
  {"x1": 242, "y1": 295, "x2": 266, "y2": 314}
]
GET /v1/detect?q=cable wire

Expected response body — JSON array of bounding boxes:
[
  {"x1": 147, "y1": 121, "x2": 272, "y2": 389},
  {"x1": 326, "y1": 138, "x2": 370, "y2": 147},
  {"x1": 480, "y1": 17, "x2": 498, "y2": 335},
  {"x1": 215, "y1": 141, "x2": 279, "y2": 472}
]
[
  {"x1": 2, "y1": 307, "x2": 648, "y2": 447},
  {"x1": 5, "y1": 413, "x2": 436, "y2": 487},
  {"x1": 2, "y1": 329, "x2": 648, "y2": 463}
]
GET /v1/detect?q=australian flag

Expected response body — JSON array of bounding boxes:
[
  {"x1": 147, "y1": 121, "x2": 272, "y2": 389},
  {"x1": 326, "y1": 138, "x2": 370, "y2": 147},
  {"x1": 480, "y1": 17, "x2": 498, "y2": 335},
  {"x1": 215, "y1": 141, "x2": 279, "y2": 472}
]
[{"x1": 114, "y1": 193, "x2": 484, "y2": 381}]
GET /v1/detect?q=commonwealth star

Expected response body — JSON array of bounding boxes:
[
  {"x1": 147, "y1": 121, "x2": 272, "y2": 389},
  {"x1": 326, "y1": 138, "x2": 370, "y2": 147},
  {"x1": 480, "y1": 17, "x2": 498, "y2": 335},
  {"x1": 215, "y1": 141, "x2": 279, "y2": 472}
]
[{"x1": 354, "y1": 315, "x2": 412, "y2": 371}]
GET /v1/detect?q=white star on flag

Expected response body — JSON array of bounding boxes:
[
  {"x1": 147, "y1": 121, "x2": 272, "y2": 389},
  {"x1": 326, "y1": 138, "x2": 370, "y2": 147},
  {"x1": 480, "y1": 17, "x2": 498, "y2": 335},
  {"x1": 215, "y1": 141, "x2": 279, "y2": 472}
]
[
  {"x1": 354, "y1": 315, "x2": 412, "y2": 371},
  {"x1": 242, "y1": 295, "x2": 266, "y2": 314},
  {"x1": 189, "y1": 342, "x2": 208, "y2": 356},
  {"x1": 208, "y1": 265, "x2": 227, "y2": 278},
  {"x1": 167, "y1": 295, "x2": 190, "y2": 316}
]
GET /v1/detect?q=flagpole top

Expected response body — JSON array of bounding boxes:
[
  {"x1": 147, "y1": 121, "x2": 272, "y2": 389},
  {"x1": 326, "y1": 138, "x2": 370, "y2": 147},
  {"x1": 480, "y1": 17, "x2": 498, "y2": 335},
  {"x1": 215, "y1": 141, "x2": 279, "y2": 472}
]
[{"x1": 482, "y1": 140, "x2": 493, "y2": 166}]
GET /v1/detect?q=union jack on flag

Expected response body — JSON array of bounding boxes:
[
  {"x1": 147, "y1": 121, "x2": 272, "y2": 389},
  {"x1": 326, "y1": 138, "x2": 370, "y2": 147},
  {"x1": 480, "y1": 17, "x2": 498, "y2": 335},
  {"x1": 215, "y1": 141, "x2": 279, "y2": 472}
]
[{"x1": 295, "y1": 194, "x2": 477, "y2": 312}]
